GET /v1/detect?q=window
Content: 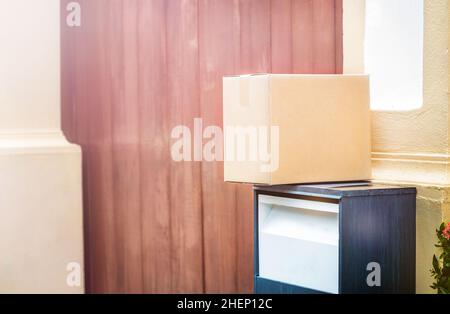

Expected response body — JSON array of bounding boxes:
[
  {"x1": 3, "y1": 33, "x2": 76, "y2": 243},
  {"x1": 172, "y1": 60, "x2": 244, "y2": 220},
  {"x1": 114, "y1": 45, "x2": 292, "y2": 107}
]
[{"x1": 364, "y1": 0, "x2": 423, "y2": 111}]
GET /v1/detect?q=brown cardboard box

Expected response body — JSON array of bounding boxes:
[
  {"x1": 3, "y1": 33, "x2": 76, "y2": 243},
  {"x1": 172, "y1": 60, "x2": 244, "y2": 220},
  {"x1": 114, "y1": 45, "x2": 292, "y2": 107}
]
[{"x1": 223, "y1": 74, "x2": 371, "y2": 185}]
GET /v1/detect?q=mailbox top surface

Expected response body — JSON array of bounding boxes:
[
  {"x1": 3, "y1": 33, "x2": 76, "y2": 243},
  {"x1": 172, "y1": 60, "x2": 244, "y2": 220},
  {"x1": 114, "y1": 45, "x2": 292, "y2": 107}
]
[{"x1": 253, "y1": 181, "x2": 417, "y2": 199}]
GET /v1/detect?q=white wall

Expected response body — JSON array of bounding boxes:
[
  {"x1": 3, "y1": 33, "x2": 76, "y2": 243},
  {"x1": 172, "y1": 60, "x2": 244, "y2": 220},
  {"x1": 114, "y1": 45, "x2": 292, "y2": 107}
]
[
  {"x1": 364, "y1": 0, "x2": 424, "y2": 111},
  {"x1": 0, "y1": 0, "x2": 84, "y2": 293},
  {"x1": 0, "y1": 0, "x2": 61, "y2": 132}
]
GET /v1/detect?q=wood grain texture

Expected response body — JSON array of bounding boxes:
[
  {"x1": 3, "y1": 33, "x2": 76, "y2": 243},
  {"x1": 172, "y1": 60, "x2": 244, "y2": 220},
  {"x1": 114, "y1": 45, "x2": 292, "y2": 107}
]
[
  {"x1": 271, "y1": 0, "x2": 293, "y2": 73},
  {"x1": 137, "y1": 0, "x2": 173, "y2": 294},
  {"x1": 334, "y1": 0, "x2": 344, "y2": 73},
  {"x1": 292, "y1": 0, "x2": 314, "y2": 73},
  {"x1": 198, "y1": 0, "x2": 239, "y2": 293},
  {"x1": 340, "y1": 195, "x2": 416, "y2": 294},
  {"x1": 166, "y1": 0, "x2": 204, "y2": 293},
  {"x1": 237, "y1": 0, "x2": 273, "y2": 294},
  {"x1": 60, "y1": 0, "x2": 343, "y2": 293},
  {"x1": 312, "y1": 0, "x2": 336, "y2": 73}
]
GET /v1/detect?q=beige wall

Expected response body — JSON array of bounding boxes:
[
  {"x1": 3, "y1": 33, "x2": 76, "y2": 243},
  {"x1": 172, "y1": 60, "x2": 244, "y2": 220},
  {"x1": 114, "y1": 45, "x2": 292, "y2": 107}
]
[
  {"x1": 0, "y1": 0, "x2": 84, "y2": 293},
  {"x1": 343, "y1": 0, "x2": 448, "y2": 294}
]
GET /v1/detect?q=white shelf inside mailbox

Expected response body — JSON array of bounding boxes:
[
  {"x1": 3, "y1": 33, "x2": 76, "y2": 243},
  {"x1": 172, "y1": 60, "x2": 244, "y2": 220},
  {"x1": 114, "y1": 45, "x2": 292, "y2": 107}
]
[
  {"x1": 258, "y1": 194, "x2": 339, "y2": 294},
  {"x1": 259, "y1": 195, "x2": 339, "y2": 213}
]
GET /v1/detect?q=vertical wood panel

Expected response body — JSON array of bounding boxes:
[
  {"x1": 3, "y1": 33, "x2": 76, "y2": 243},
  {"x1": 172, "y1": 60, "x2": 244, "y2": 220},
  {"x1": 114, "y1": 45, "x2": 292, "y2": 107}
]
[
  {"x1": 112, "y1": 0, "x2": 144, "y2": 293},
  {"x1": 239, "y1": 0, "x2": 272, "y2": 73},
  {"x1": 312, "y1": 0, "x2": 336, "y2": 73},
  {"x1": 61, "y1": 0, "x2": 343, "y2": 294},
  {"x1": 166, "y1": 0, "x2": 204, "y2": 293},
  {"x1": 198, "y1": 0, "x2": 240, "y2": 293},
  {"x1": 237, "y1": 0, "x2": 272, "y2": 293},
  {"x1": 87, "y1": 0, "x2": 119, "y2": 293},
  {"x1": 334, "y1": 0, "x2": 344, "y2": 73},
  {"x1": 138, "y1": 0, "x2": 172, "y2": 294},
  {"x1": 292, "y1": 0, "x2": 314, "y2": 72},
  {"x1": 271, "y1": 0, "x2": 292, "y2": 73},
  {"x1": 235, "y1": 184, "x2": 254, "y2": 292},
  {"x1": 63, "y1": 0, "x2": 112, "y2": 293}
]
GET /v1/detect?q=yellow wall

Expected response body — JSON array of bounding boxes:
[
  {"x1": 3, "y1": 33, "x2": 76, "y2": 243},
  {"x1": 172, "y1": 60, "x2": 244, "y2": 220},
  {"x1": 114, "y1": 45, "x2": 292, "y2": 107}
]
[{"x1": 343, "y1": 0, "x2": 448, "y2": 293}]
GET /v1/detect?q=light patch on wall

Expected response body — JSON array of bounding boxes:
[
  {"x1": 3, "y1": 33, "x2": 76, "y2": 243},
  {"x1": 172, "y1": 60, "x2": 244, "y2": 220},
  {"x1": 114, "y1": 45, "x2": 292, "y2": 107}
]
[{"x1": 365, "y1": 0, "x2": 424, "y2": 111}]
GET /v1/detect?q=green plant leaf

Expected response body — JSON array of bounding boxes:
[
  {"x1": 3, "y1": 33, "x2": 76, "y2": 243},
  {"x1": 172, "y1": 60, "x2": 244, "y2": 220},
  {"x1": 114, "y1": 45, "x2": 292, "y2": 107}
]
[{"x1": 433, "y1": 255, "x2": 441, "y2": 275}]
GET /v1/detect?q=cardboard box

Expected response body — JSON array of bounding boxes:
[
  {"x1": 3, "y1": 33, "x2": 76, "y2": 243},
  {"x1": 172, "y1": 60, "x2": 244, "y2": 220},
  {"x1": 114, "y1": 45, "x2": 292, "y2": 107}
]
[{"x1": 223, "y1": 74, "x2": 371, "y2": 185}]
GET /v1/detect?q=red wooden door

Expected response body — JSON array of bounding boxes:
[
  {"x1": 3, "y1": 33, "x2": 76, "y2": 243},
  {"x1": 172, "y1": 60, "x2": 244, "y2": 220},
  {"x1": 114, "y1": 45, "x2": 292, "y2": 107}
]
[{"x1": 61, "y1": 0, "x2": 342, "y2": 293}]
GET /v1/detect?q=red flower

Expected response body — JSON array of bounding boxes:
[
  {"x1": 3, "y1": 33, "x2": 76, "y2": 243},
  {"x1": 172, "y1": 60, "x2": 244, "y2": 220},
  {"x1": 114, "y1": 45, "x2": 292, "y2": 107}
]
[{"x1": 443, "y1": 222, "x2": 450, "y2": 240}]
